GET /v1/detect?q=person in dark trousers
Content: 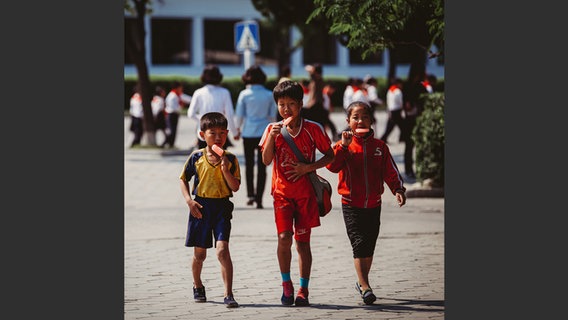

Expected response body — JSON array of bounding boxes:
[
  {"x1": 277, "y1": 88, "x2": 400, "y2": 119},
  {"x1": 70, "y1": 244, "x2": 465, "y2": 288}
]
[
  {"x1": 380, "y1": 78, "x2": 405, "y2": 143},
  {"x1": 402, "y1": 72, "x2": 429, "y2": 179},
  {"x1": 234, "y1": 65, "x2": 277, "y2": 209},
  {"x1": 326, "y1": 101, "x2": 406, "y2": 305}
]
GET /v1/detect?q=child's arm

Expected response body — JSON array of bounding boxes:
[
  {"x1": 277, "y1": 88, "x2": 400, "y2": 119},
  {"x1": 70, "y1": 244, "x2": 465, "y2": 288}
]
[
  {"x1": 220, "y1": 156, "x2": 240, "y2": 192},
  {"x1": 180, "y1": 179, "x2": 204, "y2": 219},
  {"x1": 382, "y1": 145, "x2": 407, "y2": 207},
  {"x1": 326, "y1": 130, "x2": 352, "y2": 173},
  {"x1": 262, "y1": 123, "x2": 281, "y2": 165}
]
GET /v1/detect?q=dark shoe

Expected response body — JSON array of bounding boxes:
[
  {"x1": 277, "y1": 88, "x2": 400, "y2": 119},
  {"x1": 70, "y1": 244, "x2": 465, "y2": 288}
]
[
  {"x1": 246, "y1": 198, "x2": 255, "y2": 206},
  {"x1": 294, "y1": 287, "x2": 310, "y2": 306},
  {"x1": 362, "y1": 288, "x2": 377, "y2": 305},
  {"x1": 224, "y1": 295, "x2": 239, "y2": 308},
  {"x1": 193, "y1": 286, "x2": 206, "y2": 302},
  {"x1": 281, "y1": 281, "x2": 294, "y2": 306},
  {"x1": 256, "y1": 203, "x2": 263, "y2": 209},
  {"x1": 356, "y1": 282, "x2": 376, "y2": 305}
]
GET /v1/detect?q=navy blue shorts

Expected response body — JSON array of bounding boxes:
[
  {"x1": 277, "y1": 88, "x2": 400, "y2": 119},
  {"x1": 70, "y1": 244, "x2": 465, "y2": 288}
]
[
  {"x1": 342, "y1": 204, "x2": 381, "y2": 258},
  {"x1": 185, "y1": 197, "x2": 234, "y2": 248}
]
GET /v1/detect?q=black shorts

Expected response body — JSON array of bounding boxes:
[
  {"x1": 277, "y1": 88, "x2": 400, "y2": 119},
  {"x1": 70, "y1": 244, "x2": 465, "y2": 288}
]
[
  {"x1": 342, "y1": 204, "x2": 381, "y2": 258},
  {"x1": 185, "y1": 197, "x2": 234, "y2": 248}
]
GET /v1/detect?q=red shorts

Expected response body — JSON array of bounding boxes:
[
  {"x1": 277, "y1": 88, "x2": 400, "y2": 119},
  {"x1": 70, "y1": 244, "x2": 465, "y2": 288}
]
[{"x1": 273, "y1": 191, "x2": 321, "y2": 242}]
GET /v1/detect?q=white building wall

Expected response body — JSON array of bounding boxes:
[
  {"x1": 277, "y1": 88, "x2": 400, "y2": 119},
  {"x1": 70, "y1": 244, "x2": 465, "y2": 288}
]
[{"x1": 124, "y1": 0, "x2": 444, "y2": 79}]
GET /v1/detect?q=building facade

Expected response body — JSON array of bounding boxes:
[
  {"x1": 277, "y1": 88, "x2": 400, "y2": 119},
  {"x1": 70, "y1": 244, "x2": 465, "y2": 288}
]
[{"x1": 124, "y1": 0, "x2": 444, "y2": 79}]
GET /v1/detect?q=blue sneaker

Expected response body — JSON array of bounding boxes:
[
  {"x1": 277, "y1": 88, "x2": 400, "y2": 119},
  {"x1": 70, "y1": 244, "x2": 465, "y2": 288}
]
[
  {"x1": 224, "y1": 294, "x2": 239, "y2": 308},
  {"x1": 281, "y1": 281, "x2": 294, "y2": 306}
]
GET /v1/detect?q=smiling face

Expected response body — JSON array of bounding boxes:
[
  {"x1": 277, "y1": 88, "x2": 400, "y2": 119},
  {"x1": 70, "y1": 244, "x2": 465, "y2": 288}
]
[
  {"x1": 346, "y1": 104, "x2": 373, "y2": 133},
  {"x1": 277, "y1": 96, "x2": 302, "y2": 121}
]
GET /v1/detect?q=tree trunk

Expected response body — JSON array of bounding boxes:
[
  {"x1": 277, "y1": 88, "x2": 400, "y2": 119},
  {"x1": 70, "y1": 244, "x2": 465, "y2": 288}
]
[{"x1": 125, "y1": 0, "x2": 157, "y2": 147}]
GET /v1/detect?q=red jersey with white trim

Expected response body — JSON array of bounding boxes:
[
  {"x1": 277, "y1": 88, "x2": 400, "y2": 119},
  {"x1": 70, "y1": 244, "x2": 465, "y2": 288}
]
[
  {"x1": 259, "y1": 118, "x2": 332, "y2": 198},
  {"x1": 326, "y1": 133, "x2": 405, "y2": 208}
]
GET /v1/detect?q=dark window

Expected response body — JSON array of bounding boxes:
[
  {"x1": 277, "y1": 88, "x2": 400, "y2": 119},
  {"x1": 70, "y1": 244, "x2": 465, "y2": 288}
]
[
  {"x1": 255, "y1": 23, "x2": 279, "y2": 66},
  {"x1": 124, "y1": 17, "x2": 135, "y2": 65},
  {"x1": 302, "y1": 31, "x2": 337, "y2": 65},
  {"x1": 151, "y1": 18, "x2": 192, "y2": 65},
  {"x1": 204, "y1": 19, "x2": 240, "y2": 65}
]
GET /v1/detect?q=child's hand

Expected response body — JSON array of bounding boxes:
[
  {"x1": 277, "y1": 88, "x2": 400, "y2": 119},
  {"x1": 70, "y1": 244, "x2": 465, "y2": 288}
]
[
  {"x1": 270, "y1": 122, "x2": 283, "y2": 138},
  {"x1": 396, "y1": 191, "x2": 406, "y2": 207},
  {"x1": 189, "y1": 199, "x2": 204, "y2": 219},
  {"x1": 341, "y1": 130, "x2": 353, "y2": 147},
  {"x1": 282, "y1": 161, "x2": 308, "y2": 182},
  {"x1": 220, "y1": 155, "x2": 230, "y2": 173}
]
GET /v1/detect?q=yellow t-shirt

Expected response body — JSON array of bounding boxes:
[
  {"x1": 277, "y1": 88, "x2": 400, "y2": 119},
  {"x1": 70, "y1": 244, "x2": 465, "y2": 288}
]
[{"x1": 179, "y1": 148, "x2": 240, "y2": 198}]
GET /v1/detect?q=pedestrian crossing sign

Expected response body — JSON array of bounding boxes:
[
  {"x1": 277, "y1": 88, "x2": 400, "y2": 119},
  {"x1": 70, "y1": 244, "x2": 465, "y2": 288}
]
[{"x1": 235, "y1": 20, "x2": 260, "y2": 53}]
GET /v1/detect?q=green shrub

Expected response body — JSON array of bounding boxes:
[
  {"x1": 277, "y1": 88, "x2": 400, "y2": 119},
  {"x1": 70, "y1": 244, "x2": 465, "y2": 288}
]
[{"x1": 412, "y1": 92, "x2": 445, "y2": 187}]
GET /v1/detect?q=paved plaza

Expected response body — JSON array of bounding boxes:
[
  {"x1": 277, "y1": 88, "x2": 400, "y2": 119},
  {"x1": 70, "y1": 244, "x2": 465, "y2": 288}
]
[{"x1": 124, "y1": 110, "x2": 444, "y2": 319}]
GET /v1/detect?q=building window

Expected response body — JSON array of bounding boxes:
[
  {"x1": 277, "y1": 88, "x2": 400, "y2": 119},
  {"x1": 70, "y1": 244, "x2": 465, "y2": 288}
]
[
  {"x1": 349, "y1": 48, "x2": 383, "y2": 65},
  {"x1": 124, "y1": 17, "x2": 135, "y2": 65},
  {"x1": 255, "y1": 23, "x2": 279, "y2": 65},
  {"x1": 204, "y1": 19, "x2": 240, "y2": 65},
  {"x1": 302, "y1": 31, "x2": 337, "y2": 65},
  {"x1": 151, "y1": 18, "x2": 192, "y2": 65}
]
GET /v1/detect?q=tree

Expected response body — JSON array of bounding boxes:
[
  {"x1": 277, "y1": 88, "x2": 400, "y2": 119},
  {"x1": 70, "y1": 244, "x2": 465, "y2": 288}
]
[
  {"x1": 124, "y1": 0, "x2": 162, "y2": 146},
  {"x1": 309, "y1": 0, "x2": 444, "y2": 82},
  {"x1": 251, "y1": 0, "x2": 330, "y2": 79}
]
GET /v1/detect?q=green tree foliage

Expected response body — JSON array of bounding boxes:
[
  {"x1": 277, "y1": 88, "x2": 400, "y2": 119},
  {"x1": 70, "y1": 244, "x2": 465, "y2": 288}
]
[
  {"x1": 412, "y1": 92, "x2": 444, "y2": 187},
  {"x1": 309, "y1": 0, "x2": 444, "y2": 80},
  {"x1": 251, "y1": 0, "x2": 330, "y2": 78}
]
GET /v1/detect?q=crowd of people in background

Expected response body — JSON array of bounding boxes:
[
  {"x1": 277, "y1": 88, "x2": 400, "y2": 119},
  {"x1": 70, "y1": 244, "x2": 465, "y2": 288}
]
[{"x1": 128, "y1": 63, "x2": 436, "y2": 180}]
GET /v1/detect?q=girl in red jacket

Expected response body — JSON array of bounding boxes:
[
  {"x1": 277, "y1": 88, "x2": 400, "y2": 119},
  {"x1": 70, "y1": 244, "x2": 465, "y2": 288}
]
[{"x1": 326, "y1": 101, "x2": 407, "y2": 305}]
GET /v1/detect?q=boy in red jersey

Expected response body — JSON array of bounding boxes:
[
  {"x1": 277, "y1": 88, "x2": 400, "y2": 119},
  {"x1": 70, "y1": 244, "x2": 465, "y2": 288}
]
[
  {"x1": 259, "y1": 80, "x2": 334, "y2": 306},
  {"x1": 326, "y1": 101, "x2": 406, "y2": 305}
]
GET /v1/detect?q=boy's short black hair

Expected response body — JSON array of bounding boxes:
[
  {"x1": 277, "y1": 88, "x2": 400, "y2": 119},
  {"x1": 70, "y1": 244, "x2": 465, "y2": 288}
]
[
  {"x1": 200, "y1": 112, "x2": 228, "y2": 131},
  {"x1": 273, "y1": 80, "x2": 304, "y2": 103}
]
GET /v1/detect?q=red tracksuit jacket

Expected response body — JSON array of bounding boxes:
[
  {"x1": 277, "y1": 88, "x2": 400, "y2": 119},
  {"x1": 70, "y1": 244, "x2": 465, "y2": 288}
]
[{"x1": 326, "y1": 134, "x2": 405, "y2": 208}]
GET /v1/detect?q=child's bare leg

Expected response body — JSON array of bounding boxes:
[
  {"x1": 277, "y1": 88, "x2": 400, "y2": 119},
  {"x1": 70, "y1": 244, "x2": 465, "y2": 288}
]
[
  {"x1": 192, "y1": 247, "x2": 207, "y2": 288},
  {"x1": 277, "y1": 232, "x2": 293, "y2": 273},
  {"x1": 354, "y1": 256, "x2": 373, "y2": 290},
  {"x1": 216, "y1": 240, "x2": 233, "y2": 297},
  {"x1": 295, "y1": 241, "x2": 312, "y2": 279}
]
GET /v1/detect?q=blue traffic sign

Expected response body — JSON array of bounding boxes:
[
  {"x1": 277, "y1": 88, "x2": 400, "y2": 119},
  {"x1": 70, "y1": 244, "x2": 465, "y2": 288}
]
[{"x1": 234, "y1": 20, "x2": 260, "y2": 53}]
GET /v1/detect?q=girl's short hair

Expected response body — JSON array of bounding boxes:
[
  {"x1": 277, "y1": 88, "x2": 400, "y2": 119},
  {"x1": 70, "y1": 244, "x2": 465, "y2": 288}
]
[
  {"x1": 346, "y1": 101, "x2": 376, "y2": 124},
  {"x1": 200, "y1": 65, "x2": 223, "y2": 85},
  {"x1": 242, "y1": 65, "x2": 267, "y2": 85}
]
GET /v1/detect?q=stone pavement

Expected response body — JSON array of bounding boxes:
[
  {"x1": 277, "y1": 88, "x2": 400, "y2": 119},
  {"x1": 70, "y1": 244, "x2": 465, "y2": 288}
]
[{"x1": 125, "y1": 110, "x2": 444, "y2": 319}]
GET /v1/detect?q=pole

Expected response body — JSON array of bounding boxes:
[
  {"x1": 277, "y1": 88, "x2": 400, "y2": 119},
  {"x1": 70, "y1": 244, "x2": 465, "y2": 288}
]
[{"x1": 244, "y1": 49, "x2": 254, "y2": 70}]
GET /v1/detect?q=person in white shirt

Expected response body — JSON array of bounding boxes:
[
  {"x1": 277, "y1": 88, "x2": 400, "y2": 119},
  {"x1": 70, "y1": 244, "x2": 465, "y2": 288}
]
[
  {"x1": 163, "y1": 81, "x2": 191, "y2": 148},
  {"x1": 128, "y1": 87, "x2": 144, "y2": 147},
  {"x1": 187, "y1": 65, "x2": 240, "y2": 149},
  {"x1": 151, "y1": 86, "x2": 167, "y2": 144},
  {"x1": 380, "y1": 78, "x2": 405, "y2": 143},
  {"x1": 364, "y1": 75, "x2": 383, "y2": 108}
]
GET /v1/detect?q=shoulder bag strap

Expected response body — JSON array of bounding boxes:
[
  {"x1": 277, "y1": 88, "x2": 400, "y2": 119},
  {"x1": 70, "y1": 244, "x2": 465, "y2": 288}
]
[{"x1": 280, "y1": 126, "x2": 308, "y2": 163}]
